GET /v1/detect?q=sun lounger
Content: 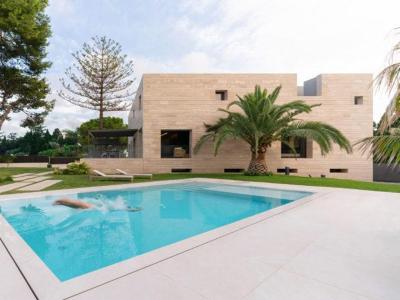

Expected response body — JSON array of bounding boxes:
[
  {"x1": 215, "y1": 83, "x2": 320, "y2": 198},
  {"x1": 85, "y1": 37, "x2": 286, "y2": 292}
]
[
  {"x1": 115, "y1": 169, "x2": 153, "y2": 179},
  {"x1": 90, "y1": 170, "x2": 134, "y2": 182}
]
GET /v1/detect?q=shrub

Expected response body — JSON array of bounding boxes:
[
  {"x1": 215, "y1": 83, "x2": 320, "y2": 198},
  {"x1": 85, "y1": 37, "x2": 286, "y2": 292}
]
[
  {"x1": 0, "y1": 154, "x2": 15, "y2": 165},
  {"x1": 53, "y1": 167, "x2": 63, "y2": 175},
  {"x1": 58, "y1": 162, "x2": 90, "y2": 175},
  {"x1": 39, "y1": 145, "x2": 80, "y2": 157},
  {"x1": 0, "y1": 176, "x2": 13, "y2": 183}
]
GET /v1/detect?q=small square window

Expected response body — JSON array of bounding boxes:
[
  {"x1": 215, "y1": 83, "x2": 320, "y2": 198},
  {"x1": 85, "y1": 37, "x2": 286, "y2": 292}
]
[
  {"x1": 354, "y1": 96, "x2": 363, "y2": 105},
  {"x1": 216, "y1": 90, "x2": 228, "y2": 101},
  {"x1": 330, "y1": 168, "x2": 348, "y2": 173},
  {"x1": 171, "y1": 168, "x2": 192, "y2": 173},
  {"x1": 224, "y1": 168, "x2": 244, "y2": 173}
]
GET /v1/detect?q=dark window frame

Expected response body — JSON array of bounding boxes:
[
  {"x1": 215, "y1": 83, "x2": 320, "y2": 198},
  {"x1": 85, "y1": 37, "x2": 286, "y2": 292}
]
[
  {"x1": 354, "y1": 96, "x2": 363, "y2": 105},
  {"x1": 138, "y1": 95, "x2": 142, "y2": 110},
  {"x1": 277, "y1": 168, "x2": 298, "y2": 173},
  {"x1": 215, "y1": 90, "x2": 228, "y2": 101},
  {"x1": 224, "y1": 168, "x2": 245, "y2": 173},
  {"x1": 330, "y1": 168, "x2": 348, "y2": 173},
  {"x1": 281, "y1": 137, "x2": 311, "y2": 158},
  {"x1": 161, "y1": 129, "x2": 192, "y2": 159},
  {"x1": 171, "y1": 168, "x2": 192, "y2": 173}
]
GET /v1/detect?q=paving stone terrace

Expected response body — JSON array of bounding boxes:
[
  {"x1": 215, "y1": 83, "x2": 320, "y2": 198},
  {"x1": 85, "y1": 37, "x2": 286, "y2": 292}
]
[{"x1": 0, "y1": 171, "x2": 60, "y2": 194}]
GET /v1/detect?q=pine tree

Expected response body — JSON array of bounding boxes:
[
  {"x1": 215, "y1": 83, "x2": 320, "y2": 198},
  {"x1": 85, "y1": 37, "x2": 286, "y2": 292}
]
[
  {"x1": 59, "y1": 36, "x2": 135, "y2": 129},
  {"x1": 0, "y1": 0, "x2": 54, "y2": 130},
  {"x1": 52, "y1": 128, "x2": 64, "y2": 144}
]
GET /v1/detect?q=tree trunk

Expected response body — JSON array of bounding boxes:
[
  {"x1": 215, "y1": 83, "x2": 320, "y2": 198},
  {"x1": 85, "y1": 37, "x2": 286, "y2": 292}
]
[
  {"x1": 99, "y1": 47, "x2": 105, "y2": 130},
  {"x1": 99, "y1": 88, "x2": 104, "y2": 129},
  {"x1": 0, "y1": 116, "x2": 7, "y2": 131},
  {"x1": 0, "y1": 96, "x2": 11, "y2": 131},
  {"x1": 0, "y1": 106, "x2": 12, "y2": 131},
  {"x1": 247, "y1": 151, "x2": 268, "y2": 175},
  {"x1": 99, "y1": 109, "x2": 104, "y2": 129}
]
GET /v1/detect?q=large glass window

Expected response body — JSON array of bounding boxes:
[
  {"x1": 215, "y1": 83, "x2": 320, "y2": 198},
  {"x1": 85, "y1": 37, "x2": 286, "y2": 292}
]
[
  {"x1": 281, "y1": 137, "x2": 311, "y2": 158},
  {"x1": 161, "y1": 130, "x2": 191, "y2": 158}
]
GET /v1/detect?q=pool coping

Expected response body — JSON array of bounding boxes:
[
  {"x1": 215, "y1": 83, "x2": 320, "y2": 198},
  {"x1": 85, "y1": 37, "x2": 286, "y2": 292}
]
[{"x1": 0, "y1": 178, "x2": 328, "y2": 300}]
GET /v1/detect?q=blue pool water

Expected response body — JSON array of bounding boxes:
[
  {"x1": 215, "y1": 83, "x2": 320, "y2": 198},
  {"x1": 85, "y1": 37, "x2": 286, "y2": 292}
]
[{"x1": 0, "y1": 182, "x2": 311, "y2": 281}]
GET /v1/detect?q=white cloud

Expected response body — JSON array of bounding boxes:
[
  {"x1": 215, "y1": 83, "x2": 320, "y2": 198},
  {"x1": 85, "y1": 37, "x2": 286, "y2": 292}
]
[
  {"x1": 175, "y1": 0, "x2": 400, "y2": 120},
  {"x1": 3, "y1": 0, "x2": 399, "y2": 135},
  {"x1": 131, "y1": 52, "x2": 224, "y2": 76},
  {"x1": 47, "y1": 0, "x2": 75, "y2": 16}
]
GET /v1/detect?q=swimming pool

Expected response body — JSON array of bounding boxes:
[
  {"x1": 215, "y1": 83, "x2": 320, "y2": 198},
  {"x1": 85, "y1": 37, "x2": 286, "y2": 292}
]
[{"x1": 0, "y1": 181, "x2": 312, "y2": 281}]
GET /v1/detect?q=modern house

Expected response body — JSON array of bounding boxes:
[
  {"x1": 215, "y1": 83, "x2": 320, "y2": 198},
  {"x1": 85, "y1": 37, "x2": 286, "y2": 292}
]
[{"x1": 84, "y1": 73, "x2": 373, "y2": 181}]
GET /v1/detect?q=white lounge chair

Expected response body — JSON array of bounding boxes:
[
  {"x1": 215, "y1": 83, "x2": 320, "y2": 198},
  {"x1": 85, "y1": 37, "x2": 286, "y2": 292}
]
[
  {"x1": 116, "y1": 169, "x2": 153, "y2": 179},
  {"x1": 90, "y1": 170, "x2": 134, "y2": 182}
]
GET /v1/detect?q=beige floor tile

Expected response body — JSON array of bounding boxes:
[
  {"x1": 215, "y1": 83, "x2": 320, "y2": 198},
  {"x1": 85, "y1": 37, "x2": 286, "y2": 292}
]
[
  {"x1": 0, "y1": 242, "x2": 35, "y2": 300},
  {"x1": 154, "y1": 240, "x2": 279, "y2": 300},
  {"x1": 283, "y1": 243, "x2": 400, "y2": 300},
  {"x1": 244, "y1": 269, "x2": 368, "y2": 300},
  {"x1": 70, "y1": 268, "x2": 206, "y2": 300}
]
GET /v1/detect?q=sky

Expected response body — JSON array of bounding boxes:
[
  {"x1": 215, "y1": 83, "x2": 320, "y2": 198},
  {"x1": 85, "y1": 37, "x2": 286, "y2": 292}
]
[{"x1": 3, "y1": 0, "x2": 400, "y2": 135}]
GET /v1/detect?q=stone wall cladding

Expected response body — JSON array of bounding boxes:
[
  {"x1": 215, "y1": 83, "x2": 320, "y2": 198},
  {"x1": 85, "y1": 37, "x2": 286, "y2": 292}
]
[{"x1": 87, "y1": 73, "x2": 373, "y2": 181}]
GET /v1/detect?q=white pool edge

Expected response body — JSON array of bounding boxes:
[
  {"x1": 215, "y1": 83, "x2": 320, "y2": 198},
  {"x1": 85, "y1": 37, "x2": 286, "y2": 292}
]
[{"x1": 0, "y1": 178, "x2": 328, "y2": 300}]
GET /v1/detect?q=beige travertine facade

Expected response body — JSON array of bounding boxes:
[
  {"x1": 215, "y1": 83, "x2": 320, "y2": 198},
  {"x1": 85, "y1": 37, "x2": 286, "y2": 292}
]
[{"x1": 85, "y1": 73, "x2": 373, "y2": 181}]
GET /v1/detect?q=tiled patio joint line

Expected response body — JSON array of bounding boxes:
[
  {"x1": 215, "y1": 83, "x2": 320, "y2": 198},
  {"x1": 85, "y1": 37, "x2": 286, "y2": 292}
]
[{"x1": 0, "y1": 238, "x2": 38, "y2": 300}]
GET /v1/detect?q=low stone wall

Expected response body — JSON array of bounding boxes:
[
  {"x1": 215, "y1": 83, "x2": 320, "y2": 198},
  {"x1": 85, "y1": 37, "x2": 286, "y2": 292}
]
[
  {"x1": 0, "y1": 163, "x2": 67, "y2": 168},
  {"x1": 373, "y1": 164, "x2": 400, "y2": 183}
]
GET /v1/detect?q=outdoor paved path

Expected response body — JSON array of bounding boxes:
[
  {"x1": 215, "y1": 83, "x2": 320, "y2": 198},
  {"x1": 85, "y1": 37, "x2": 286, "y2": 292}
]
[
  {"x1": 13, "y1": 171, "x2": 53, "y2": 182},
  {"x1": 0, "y1": 182, "x2": 34, "y2": 193},
  {"x1": 18, "y1": 180, "x2": 62, "y2": 192},
  {"x1": 23, "y1": 176, "x2": 51, "y2": 183},
  {"x1": 11, "y1": 173, "x2": 34, "y2": 178},
  {"x1": 34, "y1": 171, "x2": 53, "y2": 176},
  {"x1": 13, "y1": 175, "x2": 39, "y2": 182},
  {"x1": 3, "y1": 171, "x2": 60, "y2": 193}
]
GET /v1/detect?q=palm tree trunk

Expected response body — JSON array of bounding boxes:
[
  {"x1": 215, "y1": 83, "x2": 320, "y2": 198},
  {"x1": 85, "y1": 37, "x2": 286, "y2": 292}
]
[{"x1": 247, "y1": 151, "x2": 268, "y2": 175}]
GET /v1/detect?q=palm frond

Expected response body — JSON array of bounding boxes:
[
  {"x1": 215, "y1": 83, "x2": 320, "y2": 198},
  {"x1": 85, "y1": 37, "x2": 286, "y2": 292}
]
[
  {"x1": 283, "y1": 121, "x2": 352, "y2": 155},
  {"x1": 356, "y1": 133, "x2": 400, "y2": 166},
  {"x1": 375, "y1": 28, "x2": 400, "y2": 131},
  {"x1": 378, "y1": 92, "x2": 400, "y2": 132}
]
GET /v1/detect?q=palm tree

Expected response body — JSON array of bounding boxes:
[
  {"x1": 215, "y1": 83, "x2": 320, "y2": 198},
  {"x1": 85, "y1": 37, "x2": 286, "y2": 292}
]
[
  {"x1": 357, "y1": 126, "x2": 400, "y2": 166},
  {"x1": 356, "y1": 31, "x2": 400, "y2": 165},
  {"x1": 194, "y1": 85, "x2": 352, "y2": 175}
]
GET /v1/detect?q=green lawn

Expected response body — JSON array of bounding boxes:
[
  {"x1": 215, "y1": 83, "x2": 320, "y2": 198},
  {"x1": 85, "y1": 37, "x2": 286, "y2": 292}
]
[
  {"x1": 0, "y1": 168, "x2": 399, "y2": 194},
  {"x1": 0, "y1": 167, "x2": 50, "y2": 176}
]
